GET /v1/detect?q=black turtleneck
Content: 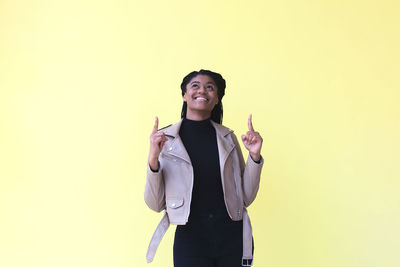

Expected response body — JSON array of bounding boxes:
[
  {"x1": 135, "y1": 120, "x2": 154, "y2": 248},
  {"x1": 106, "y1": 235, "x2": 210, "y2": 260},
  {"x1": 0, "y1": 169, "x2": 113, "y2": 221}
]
[{"x1": 179, "y1": 117, "x2": 228, "y2": 218}]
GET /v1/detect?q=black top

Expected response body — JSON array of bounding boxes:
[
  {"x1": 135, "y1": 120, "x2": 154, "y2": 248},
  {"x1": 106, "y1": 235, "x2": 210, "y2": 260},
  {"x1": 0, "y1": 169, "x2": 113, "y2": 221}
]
[{"x1": 179, "y1": 117, "x2": 228, "y2": 218}]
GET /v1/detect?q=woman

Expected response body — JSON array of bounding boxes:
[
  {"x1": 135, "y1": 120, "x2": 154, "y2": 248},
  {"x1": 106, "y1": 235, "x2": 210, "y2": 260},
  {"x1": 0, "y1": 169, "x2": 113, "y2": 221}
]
[{"x1": 145, "y1": 69, "x2": 263, "y2": 267}]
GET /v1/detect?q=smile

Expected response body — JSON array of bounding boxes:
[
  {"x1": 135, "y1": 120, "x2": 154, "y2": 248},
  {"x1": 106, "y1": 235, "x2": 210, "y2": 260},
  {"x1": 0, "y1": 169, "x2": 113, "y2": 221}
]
[{"x1": 194, "y1": 96, "x2": 209, "y2": 102}]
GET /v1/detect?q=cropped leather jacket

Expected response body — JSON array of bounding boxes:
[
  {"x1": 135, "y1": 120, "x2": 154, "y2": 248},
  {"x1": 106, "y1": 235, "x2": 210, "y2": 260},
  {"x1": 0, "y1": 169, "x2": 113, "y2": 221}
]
[{"x1": 144, "y1": 119, "x2": 263, "y2": 265}]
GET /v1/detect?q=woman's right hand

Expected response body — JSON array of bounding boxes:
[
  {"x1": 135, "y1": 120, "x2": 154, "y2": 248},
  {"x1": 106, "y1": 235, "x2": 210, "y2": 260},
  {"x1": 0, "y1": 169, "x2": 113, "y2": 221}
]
[{"x1": 148, "y1": 116, "x2": 167, "y2": 171}]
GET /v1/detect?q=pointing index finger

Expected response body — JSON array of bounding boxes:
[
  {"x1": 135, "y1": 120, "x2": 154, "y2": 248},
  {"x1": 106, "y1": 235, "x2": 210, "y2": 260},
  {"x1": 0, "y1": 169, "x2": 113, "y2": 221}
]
[
  {"x1": 248, "y1": 114, "x2": 254, "y2": 131},
  {"x1": 152, "y1": 116, "x2": 159, "y2": 134}
]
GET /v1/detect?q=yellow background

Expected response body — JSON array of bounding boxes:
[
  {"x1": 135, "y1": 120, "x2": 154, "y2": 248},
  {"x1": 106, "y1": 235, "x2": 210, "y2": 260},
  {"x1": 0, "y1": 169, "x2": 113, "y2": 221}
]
[{"x1": 1, "y1": 0, "x2": 399, "y2": 266}]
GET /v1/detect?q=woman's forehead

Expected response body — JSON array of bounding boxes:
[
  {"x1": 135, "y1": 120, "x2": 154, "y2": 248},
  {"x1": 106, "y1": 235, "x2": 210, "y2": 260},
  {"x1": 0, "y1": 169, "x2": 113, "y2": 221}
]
[{"x1": 189, "y1": 74, "x2": 216, "y2": 84}]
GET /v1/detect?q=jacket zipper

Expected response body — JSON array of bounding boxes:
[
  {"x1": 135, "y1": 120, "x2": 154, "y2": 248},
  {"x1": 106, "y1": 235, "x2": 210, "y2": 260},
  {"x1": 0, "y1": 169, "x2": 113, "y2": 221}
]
[
  {"x1": 233, "y1": 169, "x2": 241, "y2": 220},
  {"x1": 224, "y1": 146, "x2": 242, "y2": 220}
]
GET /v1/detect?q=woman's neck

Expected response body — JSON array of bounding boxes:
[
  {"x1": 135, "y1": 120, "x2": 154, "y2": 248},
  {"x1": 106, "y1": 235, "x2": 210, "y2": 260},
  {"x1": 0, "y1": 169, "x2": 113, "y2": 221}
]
[{"x1": 185, "y1": 110, "x2": 211, "y2": 121}]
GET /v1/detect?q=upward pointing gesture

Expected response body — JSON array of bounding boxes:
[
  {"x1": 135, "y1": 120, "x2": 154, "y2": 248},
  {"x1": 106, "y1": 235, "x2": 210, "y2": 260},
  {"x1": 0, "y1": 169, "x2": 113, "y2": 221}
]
[
  {"x1": 241, "y1": 114, "x2": 263, "y2": 162},
  {"x1": 148, "y1": 116, "x2": 168, "y2": 171}
]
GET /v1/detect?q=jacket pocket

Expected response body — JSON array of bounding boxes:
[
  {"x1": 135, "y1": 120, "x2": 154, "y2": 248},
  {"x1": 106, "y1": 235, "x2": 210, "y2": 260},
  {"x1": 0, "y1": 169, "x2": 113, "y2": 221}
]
[
  {"x1": 166, "y1": 198, "x2": 184, "y2": 217},
  {"x1": 160, "y1": 152, "x2": 186, "y2": 165},
  {"x1": 166, "y1": 198, "x2": 184, "y2": 209}
]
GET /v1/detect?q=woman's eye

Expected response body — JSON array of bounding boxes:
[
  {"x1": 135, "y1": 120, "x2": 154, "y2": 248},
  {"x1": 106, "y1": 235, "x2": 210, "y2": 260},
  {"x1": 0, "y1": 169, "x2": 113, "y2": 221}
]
[
  {"x1": 207, "y1": 86, "x2": 214, "y2": 91},
  {"x1": 192, "y1": 84, "x2": 199, "y2": 88}
]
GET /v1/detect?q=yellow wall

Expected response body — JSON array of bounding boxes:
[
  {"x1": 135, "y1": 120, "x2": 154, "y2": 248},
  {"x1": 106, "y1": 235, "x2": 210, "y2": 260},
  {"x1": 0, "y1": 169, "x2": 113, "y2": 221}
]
[{"x1": 1, "y1": 0, "x2": 399, "y2": 266}]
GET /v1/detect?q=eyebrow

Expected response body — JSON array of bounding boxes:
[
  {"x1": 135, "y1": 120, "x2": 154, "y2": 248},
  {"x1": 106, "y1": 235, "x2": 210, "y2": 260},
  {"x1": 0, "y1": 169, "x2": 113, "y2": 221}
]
[{"x1": 190, "y1": 81, "x2": 216, "y2": 85}]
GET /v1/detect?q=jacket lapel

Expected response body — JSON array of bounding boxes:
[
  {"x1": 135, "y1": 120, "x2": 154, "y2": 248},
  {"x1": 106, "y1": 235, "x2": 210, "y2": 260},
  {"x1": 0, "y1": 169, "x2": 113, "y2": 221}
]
[
  {"x1": 211, "y1": 121, "x2": 236, "y2": 169},
  {"x1": 163, "y1": 120, "x2": 191, "y2": 164}
]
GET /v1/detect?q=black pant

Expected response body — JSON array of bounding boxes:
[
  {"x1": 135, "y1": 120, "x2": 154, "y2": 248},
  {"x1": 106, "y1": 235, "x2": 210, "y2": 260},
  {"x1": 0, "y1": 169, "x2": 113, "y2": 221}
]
[{"x1": 173, "y1": 212, "x2": 248, "y2": 267}]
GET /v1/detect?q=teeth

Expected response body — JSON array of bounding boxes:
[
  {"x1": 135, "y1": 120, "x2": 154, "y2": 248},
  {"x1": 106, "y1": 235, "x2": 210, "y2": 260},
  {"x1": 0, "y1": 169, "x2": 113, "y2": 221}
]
[{"x1": 195, "y1": 97, "x2": 208, "y2": 102}]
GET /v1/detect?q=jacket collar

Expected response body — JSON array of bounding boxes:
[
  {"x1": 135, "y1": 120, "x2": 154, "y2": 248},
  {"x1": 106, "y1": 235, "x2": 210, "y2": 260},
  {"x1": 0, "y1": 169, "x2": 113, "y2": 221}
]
[
  {"x1": 163, "y1": 119, "x2": 235, "y2": 166},
  {"x1": 164, "y1": 119, "x2": 233, "y2": 138}
]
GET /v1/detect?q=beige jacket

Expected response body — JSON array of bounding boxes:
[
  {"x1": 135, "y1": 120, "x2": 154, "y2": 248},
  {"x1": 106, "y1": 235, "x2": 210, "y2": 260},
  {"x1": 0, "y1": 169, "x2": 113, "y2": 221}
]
[{"x1": 144, "y1": 119, "x2": 263, "y2": 265}]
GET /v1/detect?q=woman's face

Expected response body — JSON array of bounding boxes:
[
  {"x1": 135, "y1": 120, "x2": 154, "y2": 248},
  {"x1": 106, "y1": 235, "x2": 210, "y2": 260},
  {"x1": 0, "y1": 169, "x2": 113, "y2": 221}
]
[{"x1": 183, "y1": 74, "x2": 219, "y2": 119}]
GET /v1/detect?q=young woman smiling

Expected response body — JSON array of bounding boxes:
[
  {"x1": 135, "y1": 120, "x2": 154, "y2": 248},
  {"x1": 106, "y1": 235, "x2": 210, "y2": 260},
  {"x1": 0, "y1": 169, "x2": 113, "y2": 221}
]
[{"x1": 145, "y1": 69, "x2": 264, "y2": 267}]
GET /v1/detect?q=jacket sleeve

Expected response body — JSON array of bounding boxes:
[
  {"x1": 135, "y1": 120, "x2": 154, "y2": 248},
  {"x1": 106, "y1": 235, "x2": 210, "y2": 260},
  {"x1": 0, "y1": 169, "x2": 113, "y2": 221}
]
[
  {"x1": 144, "y1": 162, "x2": 166, "y2": 212},
  {"x1": 232, "y1": 133, "x2": 264, "y2": 207}
]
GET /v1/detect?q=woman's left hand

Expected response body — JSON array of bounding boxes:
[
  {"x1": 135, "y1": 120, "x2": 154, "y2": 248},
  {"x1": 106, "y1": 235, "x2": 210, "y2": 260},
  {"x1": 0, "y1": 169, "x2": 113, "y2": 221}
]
[{"x1": 241, "y1": 114, "x2": 263, "y2": 162}]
